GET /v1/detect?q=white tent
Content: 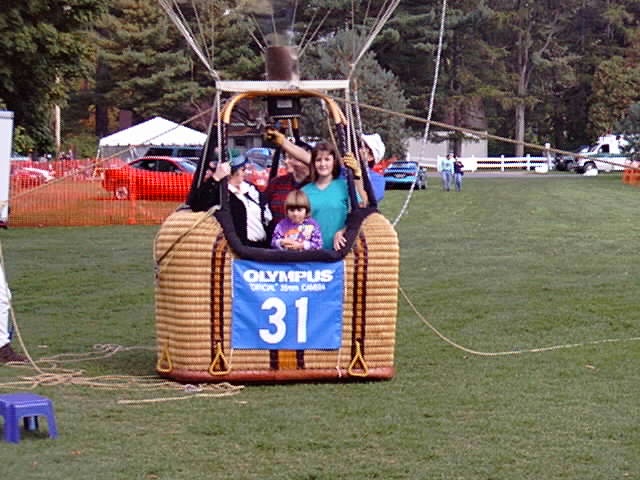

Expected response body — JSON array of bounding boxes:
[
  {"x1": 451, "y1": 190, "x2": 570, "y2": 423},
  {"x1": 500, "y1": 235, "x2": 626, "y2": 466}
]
[{"x1": 97, "y1": 116, "x2": 207, "y2": 162}]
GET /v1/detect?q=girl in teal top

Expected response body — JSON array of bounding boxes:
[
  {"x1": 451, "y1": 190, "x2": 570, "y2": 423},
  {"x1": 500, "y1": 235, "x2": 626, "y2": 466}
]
[{"x1": 302, "y1": 141, "x2": 355, "y2": 250}]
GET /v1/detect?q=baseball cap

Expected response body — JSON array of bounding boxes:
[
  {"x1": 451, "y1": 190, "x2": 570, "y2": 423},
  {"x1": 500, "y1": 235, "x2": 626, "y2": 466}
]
[{"x1": 230, "y1": 155, "x2": 248, "y2": 172}]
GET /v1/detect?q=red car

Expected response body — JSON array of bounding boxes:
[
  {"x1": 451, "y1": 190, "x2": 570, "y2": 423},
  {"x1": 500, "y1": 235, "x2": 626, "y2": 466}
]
[
  {"x1": 102, "y1": 155, "x2": 285, "y2": 200},
  {"x1": 102, "y1": 156, "x2": 196, "y2": 200},
  {"x1": 11, "y1": 166, "x2": 55, "y2": 190},
  {"x1": 242, "y1": 147, "x2": 287, "y2": 190},
  {"x1": 244, "y1": 161, "x2": 287, "y2": 191}
]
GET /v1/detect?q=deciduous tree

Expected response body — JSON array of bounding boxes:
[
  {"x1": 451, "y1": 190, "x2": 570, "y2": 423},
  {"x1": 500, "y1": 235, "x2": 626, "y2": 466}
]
[
  {"x1": 0, "y1": 0, "x2": 107, "y2": 153},
  {"x1": 481, "y1": 1, "x2": 580, "y2": 156}
]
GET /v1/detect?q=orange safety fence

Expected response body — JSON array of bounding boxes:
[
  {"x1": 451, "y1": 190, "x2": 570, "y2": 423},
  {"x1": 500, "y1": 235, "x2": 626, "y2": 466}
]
[
  {"x1": 12, "y1": 158, "x2": 637, "y2": 228},
  {"x1": 8, "y1": 159, "x2": 188, "y2": 227},
  {"x1": 622, "y1": 166, "x2": 640, "y2": 186}
]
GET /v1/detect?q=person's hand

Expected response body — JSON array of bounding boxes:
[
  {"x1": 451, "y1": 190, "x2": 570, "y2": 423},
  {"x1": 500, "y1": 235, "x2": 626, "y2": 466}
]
[
  {"x1": 264, "y1": 127, "x2": 285, "y2": 146},
  {"x1": 281, "y1": 238, "x2": 303, "y2": 251},
  {"x1": 342, "y1": 152, "x2": 362, "y2": 178},
  {"x1": 333, "y1": 228, "x2": 347, "y2": 250},
  {"x1": 204, "y1": 161, "x2": 230, "y2": 182}
]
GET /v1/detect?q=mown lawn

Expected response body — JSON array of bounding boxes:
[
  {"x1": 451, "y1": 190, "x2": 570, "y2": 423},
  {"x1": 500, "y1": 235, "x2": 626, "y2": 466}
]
[{"x1": 0, "y1": 173, "x2": 639, "y2": 479}]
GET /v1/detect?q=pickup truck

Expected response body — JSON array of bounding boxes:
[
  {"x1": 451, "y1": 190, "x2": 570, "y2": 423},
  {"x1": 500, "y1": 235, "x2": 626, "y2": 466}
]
[{"x1": 573, "y1": 134, "x2": 632, "y2": 173}]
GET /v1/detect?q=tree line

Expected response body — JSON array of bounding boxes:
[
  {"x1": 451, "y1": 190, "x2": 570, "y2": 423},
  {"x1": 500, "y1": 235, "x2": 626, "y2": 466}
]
[{"x1": 1, "y1": 0, "x2": 639, "y2": 158}]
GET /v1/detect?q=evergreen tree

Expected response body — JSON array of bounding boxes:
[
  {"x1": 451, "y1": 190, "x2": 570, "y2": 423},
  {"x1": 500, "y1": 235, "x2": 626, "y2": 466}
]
[
  {"x1": 10, "y1": 1, "x2": 637, "y2": 156},
  {"x1": 554, "y1": 0, "x2": 640, "y2": 148},
  {"x1": 301, "y1": 29, "x2": 410, "y2": 156},
  {"x1": 584, "y1": 0, "x2": 640, "y2": 138},
  {"x1": 92, "y1": 0, "x2": 263, "y2": 133},
  {"x1": 361, "y1": 0, "x2": 444, "y2": 128},
  {"x1": 94, "y1": 0, "x2": 203, "y2": 127},
  {"x1": 373, "y1": 2, "x2": 496, "y2": 151},
  {"x1": 178, "y1": 0, "x2": 264, "y2": 82}
]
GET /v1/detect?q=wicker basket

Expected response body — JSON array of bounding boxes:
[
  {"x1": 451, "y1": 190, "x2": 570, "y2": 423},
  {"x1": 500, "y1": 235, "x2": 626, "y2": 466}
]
[{"x1": 154, "y1": 209, "x2": 399, "y2": 383}]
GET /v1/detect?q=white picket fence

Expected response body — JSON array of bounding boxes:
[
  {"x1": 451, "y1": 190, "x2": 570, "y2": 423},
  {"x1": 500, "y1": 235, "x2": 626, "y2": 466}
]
[{"x1": 409, "y1": 154, "x2": 552, "y2": 172}]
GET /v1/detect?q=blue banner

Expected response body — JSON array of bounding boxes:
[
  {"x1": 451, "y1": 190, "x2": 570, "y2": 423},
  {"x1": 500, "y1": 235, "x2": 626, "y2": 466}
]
[{"x1": 231, "y1": 260, "x2": 344, "y2": 350}]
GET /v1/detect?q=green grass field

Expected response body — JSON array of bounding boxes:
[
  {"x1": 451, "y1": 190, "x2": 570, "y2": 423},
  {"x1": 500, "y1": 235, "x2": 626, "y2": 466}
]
[{"x1": 1, "y1": 173, "x2": 639, "y2": 479}]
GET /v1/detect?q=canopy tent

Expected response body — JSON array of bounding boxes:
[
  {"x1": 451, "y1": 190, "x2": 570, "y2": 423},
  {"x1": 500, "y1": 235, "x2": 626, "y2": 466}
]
[{"x1": 97, "y1": 116, "x2": 207, "y2": 162}]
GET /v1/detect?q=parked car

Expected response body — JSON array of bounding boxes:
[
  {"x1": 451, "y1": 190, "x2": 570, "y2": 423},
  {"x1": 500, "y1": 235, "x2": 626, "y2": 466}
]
[
  {"x1": 244, "y1": 147, "x2": 274, "y2": 169},
  {"x1": 554, "y1": 145, "x2": 589, "y2": 171},
  {"x1": 383, "y1": 160, "x2": 426, "y2": 189},
  {"x1": 11, "y1": 166, "x2": 55, "y2": 189},
  {"x1": 102, "y1": 153, "x2": 286, "y2": 200},
  {"x1": 243, "y1": 148, "x2": 287, "y2": 191},
  {"x1": 102, "y1": 156, "x2": 196, "y2": 200},
  {"x1": 143, "y1": 146, "x2": 203, "y2": 162}
]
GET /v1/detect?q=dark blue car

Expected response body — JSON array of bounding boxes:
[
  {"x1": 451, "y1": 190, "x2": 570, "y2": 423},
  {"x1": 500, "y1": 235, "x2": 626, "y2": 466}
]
[{"x1": 383, "y1": 161, "x2": 426, "y2": 189}]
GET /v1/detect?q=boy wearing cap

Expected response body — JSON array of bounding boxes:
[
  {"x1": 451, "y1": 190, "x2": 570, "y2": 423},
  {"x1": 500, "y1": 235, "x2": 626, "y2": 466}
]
[{"x1": 188, "y1": 154, "x2": 273, "y2": 247}]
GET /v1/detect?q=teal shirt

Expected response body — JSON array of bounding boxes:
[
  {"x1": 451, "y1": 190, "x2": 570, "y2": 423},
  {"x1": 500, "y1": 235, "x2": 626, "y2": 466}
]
[
  {"x1": 440, "y1": 157, "x2": 454, "y2": 173},
  {"x1": 302, "y1": 178, "x2": 350, "y2": 250}
]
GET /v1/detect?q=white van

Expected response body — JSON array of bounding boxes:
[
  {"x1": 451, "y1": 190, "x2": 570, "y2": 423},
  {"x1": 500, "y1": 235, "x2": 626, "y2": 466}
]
[{"x1": 574, "y1": 134, "x2": 631, "y2": 173}]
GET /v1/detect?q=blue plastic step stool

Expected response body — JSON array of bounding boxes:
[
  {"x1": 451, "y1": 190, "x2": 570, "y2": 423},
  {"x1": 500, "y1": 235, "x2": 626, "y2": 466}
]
[{"x1": 0, "y1": 392, "x2": 58, "y2": 443}]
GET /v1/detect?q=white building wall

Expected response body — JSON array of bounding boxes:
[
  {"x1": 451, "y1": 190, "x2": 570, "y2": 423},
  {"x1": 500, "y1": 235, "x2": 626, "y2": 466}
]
[
  {"x1": 406, "y1": 134, "x2": 488, "y2": 166},
  {"x1": 0, "y1": 111, "x2": 13, "y2": 225}
]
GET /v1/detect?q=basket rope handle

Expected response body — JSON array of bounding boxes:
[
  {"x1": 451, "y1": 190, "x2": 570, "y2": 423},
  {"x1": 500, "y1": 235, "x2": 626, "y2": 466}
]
[
  {"x1": 208, "y1": 342, "x2": 231, "y2": 376},
  {"x1": 156, "y1": 343, "x2": 173, "y2": 373},
  {"x1": 347, "y1": 340, "x2": 369, "y2": 377}
]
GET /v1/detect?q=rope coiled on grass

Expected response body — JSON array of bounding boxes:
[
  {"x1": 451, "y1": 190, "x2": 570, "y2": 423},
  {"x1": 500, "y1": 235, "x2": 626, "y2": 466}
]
[{"x1": 399, "y1": 286, "x2": 640, "y2": 356}]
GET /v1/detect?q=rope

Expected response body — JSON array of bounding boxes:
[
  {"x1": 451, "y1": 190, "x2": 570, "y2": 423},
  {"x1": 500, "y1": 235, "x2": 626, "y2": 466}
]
[
  {"x1": 153, "y1": 205, "x2": 220, "y2": 273},
  {"x1": 352, "y1": 81, "x2": 364, "y2": 135},
  {"x1": 423, "y1": 0, "x2": 447, "y2": 142},
  {"x1": 1, "y1": 240, "x2": 243, "y2": 403},
  {"x1": 391, "y1": 0, "x2": 447, "y2": 227},
  {"x1": 117, "y1": 389, "x2": 240, "y2": 405},
  {"x1": 298, "y1": 9, "x2": 332, "y2": 59},
  {"x1": 296, "y1": 7, "x2": 319, "y2": 54},
  {"x1": 399, "y1": 286, "x2": 640, "y2": 357},
  {"x1": 0, "y1": 342, "x2": 244, "y2": 401},
  {"x1": 343, "y1": 87, "x2": 354, "y2": 153},
  {"x1": 350, "y1": 82, "x2": 368, "y2": 183},
  {"x1": 158, "y1": 0, "x2": 220, "y2": 80},
  {"x1": 392, "y1": 168, "x2": 419, "y2": 227},
  {"x1": 328, "y1": 95, "x2": 639, "y2": 168},
  {"x1": 349, "y1": 0, "x2": 401, "y2": 80}
]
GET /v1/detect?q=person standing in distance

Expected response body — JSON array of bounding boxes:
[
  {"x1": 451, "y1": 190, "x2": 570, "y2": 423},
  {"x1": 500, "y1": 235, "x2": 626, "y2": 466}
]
[
  {"x1": 453, "y1": 154, "x2": 464, "y2": 192},
  {"x1": 440, "y1": 153, "x2": 454, "y2": 191}
]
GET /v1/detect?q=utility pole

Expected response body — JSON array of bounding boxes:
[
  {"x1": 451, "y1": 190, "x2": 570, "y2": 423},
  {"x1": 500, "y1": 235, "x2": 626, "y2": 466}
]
[{"x1": 54, "y1": 76, "x2": 61, "y2": 155}]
